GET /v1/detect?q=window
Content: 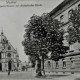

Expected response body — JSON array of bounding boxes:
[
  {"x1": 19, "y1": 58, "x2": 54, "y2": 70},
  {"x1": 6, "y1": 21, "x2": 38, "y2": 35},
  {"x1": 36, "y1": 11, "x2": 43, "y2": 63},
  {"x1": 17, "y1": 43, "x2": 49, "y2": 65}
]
[
  {"x1": 70, "y1": 57, "x2": 75, "y2": 69},
  {"x1": 48, "y1": 61, "x2": 51, "y2": 66},
  {"x1": 55, "y1": 61, "x2": 58, "y2": 68},
  {"x1": 8, "y1": 46, "x2": 11, "y2": 50},
  {"x1": 7, "y1": 53, "x2": 11, "y2": 57},
  {"x1": 63, "y1": 61, "x2": 66, "y2": 68},
  {"x1": 60, "y1": 15, "x2": 64, "y2": 22},
  {"x1": 78, "y1": 4, "x2": 80, "y2": 10},
  {"x1": 62, "y1": 58, "x2": 66, "y2": 68},
  {"x1": 68, "y1": 9, "x2": 73, "y2": 19}
]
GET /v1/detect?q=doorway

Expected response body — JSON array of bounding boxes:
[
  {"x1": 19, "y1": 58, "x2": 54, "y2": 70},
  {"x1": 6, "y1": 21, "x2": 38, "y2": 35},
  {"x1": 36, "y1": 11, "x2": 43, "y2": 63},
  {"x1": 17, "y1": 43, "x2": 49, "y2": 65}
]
[
  {"x1": 0, "y1": 63, "x2": 2, "y2": 71},
  {"x1": 0, "y1": 53, "x2": 2, "y2": 59},
  {"x1": 8, "y1": 61, "x2": 12, "y2": 71}
]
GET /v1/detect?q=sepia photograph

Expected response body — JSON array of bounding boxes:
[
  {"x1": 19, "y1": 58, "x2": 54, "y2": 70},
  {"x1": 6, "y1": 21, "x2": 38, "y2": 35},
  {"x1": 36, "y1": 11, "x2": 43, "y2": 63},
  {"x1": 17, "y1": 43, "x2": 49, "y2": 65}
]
[{"x1": 0, "y1": 0, "x2": 80, "y2": 80}]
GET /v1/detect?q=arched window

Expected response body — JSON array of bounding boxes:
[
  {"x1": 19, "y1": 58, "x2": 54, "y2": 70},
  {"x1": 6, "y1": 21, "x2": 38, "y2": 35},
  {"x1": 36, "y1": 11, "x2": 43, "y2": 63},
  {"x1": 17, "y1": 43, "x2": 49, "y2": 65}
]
[
  {"x1": 68, "y1": 9, "x2": 73, "y2": 19},
  {"x1": 60, "y1": 15, "x2": 64, "y2": 22},
  {"x1": 62, "y1": 58, "x2": 66, "y2": 68},
  {"x1": 63, "y1": 61, "x2": 66, "y2": 67},
  {"x1": 8, "y1": 46, "x2": 11, "y2": 50}
]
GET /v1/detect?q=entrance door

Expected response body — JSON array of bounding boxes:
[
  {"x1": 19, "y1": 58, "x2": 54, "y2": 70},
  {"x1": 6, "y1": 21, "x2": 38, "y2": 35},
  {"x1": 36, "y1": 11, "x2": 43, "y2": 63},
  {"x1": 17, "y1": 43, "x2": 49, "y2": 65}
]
[
  {"x1": 0, "y1": 53, "x2": 2, "y2": 59},
  {"x1": 8, "y1": 61, "x2": 12, "y2": 71},
  {"x1": 0, "y1": 63, "x2": 2, "y2": 71}
]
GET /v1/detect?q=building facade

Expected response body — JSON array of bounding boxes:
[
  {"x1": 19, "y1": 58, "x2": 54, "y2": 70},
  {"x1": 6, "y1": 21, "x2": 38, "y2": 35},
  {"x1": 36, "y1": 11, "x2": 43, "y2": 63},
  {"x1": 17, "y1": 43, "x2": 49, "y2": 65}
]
[
  {"x1": 44, "y1": 0, "x2": 80, "y2": 73},
  {"x1": 0, "y1": 31, "x2": 21, "y2": 72}
]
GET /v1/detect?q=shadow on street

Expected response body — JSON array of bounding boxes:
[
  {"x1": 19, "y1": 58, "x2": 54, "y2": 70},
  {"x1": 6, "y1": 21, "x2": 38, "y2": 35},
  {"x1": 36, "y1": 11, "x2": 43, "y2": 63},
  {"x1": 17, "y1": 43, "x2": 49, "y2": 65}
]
[
  {"x1": 75, "y1": 78, "x2": 80, "y2": 80},
  {"x1": 35, "y1": 74, "x2": 70, "y2": 79}
]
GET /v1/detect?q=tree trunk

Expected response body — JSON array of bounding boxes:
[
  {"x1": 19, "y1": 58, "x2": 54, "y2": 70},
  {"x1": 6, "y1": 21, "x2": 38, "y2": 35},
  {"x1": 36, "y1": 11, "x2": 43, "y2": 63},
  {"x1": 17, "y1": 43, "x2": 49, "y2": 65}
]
[
  {"x1": 42, "y1": 55, "x2": 45, "y2": 75},
  {"x1": 42, "y1": 56, "x2": 44, "y2": 69},
  {"x1": 36, "y1": 58, "x2": 42, "y2": 76}
]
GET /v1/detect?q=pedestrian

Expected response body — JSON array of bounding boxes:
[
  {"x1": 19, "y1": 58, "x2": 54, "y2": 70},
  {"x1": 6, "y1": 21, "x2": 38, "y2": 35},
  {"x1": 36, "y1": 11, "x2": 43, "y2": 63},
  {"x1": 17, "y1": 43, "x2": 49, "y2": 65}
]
[
  {"x1": 42, "y1": 69, "x2": 45, "y2": 76},
  {"x1": 43, "y1": 69, "x2": 45, "y2": 76},
  {"x1": 8, "y1": 70, "x2": 10, "y2": 76}
]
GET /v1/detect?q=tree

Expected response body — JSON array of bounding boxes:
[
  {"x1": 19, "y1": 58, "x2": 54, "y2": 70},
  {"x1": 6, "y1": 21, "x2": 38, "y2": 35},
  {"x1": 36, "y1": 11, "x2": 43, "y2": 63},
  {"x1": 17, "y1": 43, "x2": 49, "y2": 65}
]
[
  {"x1": 28, "y1": 55, "x2": 36, "y2": 67},
  {"x1": 68, "y1": 9, "x2": 80, "y2": 45},
  {"x1": 44, "y1": 15, "x2": 68, "y2": 61},
  {"x1": 22, "y1": 13, "x2": 68, "y2": 76},
  {"x1": 22, "y1": 15, "x2": 44, "y2": 76}
]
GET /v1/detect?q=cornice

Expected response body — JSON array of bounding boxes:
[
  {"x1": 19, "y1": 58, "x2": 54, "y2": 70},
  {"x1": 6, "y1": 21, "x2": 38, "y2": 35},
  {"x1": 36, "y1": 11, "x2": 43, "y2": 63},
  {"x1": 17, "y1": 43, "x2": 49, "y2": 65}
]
[{"x1": 49, "y1": 0, "x2": 79, "y2": 18}]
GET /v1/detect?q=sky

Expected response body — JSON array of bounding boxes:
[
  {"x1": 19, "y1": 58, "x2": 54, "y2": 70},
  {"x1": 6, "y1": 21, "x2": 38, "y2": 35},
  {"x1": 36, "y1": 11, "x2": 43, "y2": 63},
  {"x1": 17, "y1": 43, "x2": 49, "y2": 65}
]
[{"x1": 0, "y1": 0, "x2": 64, "y2": 62}]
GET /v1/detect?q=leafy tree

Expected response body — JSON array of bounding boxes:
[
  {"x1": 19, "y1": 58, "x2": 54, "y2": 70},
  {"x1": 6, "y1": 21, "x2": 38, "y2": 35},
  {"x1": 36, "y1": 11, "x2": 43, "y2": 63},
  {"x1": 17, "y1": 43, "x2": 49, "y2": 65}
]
[
  {"x1": 44, "y1": 15, "x2": 67, "y2": 60},
  {"x1": 22, "y1": 15, "x2": 44, "y2": 76},
  {"x1": 22, "y1": 13, "x2": 68, "y2": 76},
  {"x1": 28, "y1": 55, "x2": 36, "y2": 67},
  {"x1": 68, "y1": 9, "x2": 80, "y2": 44}
]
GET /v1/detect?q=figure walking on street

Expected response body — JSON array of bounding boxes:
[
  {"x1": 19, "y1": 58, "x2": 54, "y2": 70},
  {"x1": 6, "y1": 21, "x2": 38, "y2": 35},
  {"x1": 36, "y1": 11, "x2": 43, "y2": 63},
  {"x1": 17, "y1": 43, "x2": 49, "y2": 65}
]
[
  {"x1": 8, "y1": 70, "x2": 10, "y2": 76},
  {"x1": 8, "y1": 61, "x2": 11, "y2": 76}
]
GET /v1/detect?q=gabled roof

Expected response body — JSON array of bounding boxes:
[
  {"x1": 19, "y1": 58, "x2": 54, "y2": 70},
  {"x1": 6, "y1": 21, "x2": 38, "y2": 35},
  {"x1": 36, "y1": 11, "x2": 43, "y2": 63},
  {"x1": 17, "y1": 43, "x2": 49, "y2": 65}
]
[{"x1": 5, "y1": 42, "x2": 17, "y2": 53}]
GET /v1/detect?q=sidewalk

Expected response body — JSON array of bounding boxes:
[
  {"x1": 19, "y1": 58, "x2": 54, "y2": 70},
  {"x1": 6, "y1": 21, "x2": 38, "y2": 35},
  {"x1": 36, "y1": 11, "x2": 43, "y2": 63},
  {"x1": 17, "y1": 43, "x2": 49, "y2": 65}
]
[
  {"x1": 33, "y1": 71, "x2": 80, "y2": 80},
  {"x1": 23, "y1": 68, "x2": 80, "y2": 80},
  {"x1": 44, "y1": 72, "x2": 80, "y2": 80}
]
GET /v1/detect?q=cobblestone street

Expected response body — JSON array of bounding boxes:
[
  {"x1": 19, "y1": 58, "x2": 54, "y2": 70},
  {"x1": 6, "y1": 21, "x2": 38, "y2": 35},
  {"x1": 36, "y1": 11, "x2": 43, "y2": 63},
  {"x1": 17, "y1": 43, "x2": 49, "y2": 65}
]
[{"x1": 0, "y1": 68, "x2": 79, "y2": 80}]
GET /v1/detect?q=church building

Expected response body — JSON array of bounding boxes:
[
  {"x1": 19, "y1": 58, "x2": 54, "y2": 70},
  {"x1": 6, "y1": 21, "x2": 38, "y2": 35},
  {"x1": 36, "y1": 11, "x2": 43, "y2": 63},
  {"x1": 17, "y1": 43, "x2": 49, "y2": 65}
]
[{"x1": 0, "y1": 31, "x2": 21, "y2": 72}]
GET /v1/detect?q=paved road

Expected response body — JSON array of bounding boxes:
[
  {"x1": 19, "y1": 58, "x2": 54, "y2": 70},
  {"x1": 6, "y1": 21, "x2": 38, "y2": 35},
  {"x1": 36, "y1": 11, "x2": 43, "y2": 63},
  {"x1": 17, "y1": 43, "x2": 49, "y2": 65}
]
[
  {"x1": 0, "y1": 68, "x2": 36, "y2": 80},
  {"x1": 0, "y1": 68, "x2": 79, "y2": 80}
]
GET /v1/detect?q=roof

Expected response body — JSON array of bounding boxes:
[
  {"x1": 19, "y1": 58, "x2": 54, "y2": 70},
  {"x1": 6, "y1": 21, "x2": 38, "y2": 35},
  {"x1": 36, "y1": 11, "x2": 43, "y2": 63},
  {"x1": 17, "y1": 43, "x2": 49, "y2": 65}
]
[{"x1": 49, "y1": 0, "x2": 77, "y2": 17}]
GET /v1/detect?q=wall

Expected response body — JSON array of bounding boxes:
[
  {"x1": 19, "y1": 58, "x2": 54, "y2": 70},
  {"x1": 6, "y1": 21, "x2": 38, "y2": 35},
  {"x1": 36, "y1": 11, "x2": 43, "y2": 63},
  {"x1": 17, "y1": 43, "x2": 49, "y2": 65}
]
[
  {"x1": 44, "y1": 54, "x2": 80, "y2": 73},
  {"x1": 51, "y1": 1, "x2": 80, "y2": 52}
]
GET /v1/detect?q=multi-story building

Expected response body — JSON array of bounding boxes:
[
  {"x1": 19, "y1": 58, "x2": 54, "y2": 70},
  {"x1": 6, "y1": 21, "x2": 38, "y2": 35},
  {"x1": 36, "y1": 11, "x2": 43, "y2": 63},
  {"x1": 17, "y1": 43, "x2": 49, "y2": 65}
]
[
  {"x1": 44, "y1": 0, "x2": 80, "y2": 73},
  {"x1": 0, "y1": 31, "x2": 21, "y2": 72}
]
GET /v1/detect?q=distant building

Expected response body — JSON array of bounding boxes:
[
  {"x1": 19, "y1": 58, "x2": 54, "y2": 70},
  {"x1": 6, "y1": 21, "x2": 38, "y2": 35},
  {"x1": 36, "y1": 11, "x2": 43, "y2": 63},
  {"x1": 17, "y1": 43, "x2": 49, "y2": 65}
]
[
  {"x1": 0, "y1": 31, "x2": 21, "y2": 71},
  {"x1": 44, "y1": 0, "x2": 80, "y2": 73}
]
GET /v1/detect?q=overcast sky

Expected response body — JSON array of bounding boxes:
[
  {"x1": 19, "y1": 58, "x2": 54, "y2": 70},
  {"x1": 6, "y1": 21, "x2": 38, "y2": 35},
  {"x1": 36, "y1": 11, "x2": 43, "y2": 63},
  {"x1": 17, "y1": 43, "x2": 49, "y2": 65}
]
[{"x1": 0, "y1": 0, "x2": 64, "y2": 62}]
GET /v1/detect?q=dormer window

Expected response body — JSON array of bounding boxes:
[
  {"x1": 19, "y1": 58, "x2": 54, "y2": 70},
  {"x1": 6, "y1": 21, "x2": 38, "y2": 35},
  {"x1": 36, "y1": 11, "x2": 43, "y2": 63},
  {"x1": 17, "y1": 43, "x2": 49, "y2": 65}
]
[
  {"x1": 68, "y1": 9, "x2": 73, "y2": 19},
  {"x1": 60, "y1": 15, "x2": 64, "y2": 22}
]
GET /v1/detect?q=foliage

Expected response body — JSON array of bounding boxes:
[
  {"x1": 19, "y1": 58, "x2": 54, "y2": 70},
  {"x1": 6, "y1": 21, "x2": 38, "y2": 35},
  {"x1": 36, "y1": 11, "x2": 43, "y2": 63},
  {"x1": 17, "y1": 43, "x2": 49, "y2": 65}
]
[
  {"x1": 22, "y1": 13, "x2": 67, "y2": 62},
  {"x1": 68, "y1": 9, "x2": 80, "y2": 44},
  {"x1": 28, "y1": 55, "x2": 36, "y2": 67}
]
